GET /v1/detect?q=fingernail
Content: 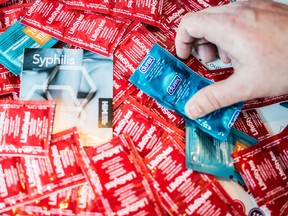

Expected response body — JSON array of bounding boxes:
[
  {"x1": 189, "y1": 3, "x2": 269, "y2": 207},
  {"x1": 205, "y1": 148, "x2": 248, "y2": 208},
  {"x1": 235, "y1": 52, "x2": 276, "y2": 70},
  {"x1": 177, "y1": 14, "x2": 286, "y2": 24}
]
[{"x1": 185, "y1": 104, "x2": 204, "y2": 119}]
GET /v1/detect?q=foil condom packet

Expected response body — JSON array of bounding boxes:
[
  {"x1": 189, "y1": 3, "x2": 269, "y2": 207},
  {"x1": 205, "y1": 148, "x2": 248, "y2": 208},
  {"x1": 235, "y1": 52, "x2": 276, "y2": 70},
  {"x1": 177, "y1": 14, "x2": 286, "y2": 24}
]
[
  {"x1": 233, "y1": 109, "x2": 271, "y2": 141},
  {"x1": 114, "y1": 21, "x2": 157, "y2": 79},
  {"x1": 21, "y1": 0, "x2": 131, "y2": 57},
  {"x1": 75, "y1": 135, "x2": 164, "y2": 215},
  {"x1": 159, "y1": 0, "x2": 188, "y2": 32},
  {"x1": 0, "y1": 64, "x2": 20, "y2": 96},
  {"x1": 179, "y1": 0, "x2": 230, "y2": 13},
  {"x1": 186, "y1": 121, "x2": 258, "y2": 184},
  {"x1": 0, "y1": 157, "x2": 29, "y2": 214},
  {"x1": 0, "y1": 2, "x2": 32, "y2": 30},
  {"x1": 232, "y1": 126, "x2": 288, "y2": 207},
  {"x1": 0, "y1": 20, "x2": 58, "y2": 75},
  {"x1": 65, "y1": 0, "x2": 110, "y2": 14},
  {"x1": 19, "y1": 128, "x2": 86, "y2": 206},
  {"x1": 141, "y1": 136, "x2": 242, "y2": 216},
  {"x1": 129, "y1": 43, "x2": 243, "y2": 140},
  {"x1": 0, "y1": 0, "x2": 35, "y2": 7},
  {"x1": 0, "y1": 100, "x2": 55, "y2": 157},
  {"x1": 110, "y1": 0, "x2": 164, "y2": 27},
  {"x1": 113, "y1": 97, "x2": 185, "y2": 157}
]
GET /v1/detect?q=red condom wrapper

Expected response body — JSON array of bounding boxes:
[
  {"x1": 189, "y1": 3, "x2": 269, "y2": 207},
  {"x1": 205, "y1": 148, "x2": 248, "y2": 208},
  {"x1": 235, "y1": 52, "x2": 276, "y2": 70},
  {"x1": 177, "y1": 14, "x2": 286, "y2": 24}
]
[
  {"x1": 21, "y1": 0, "x2": 130, "y2": 57},
  {"x1": 74, "y1": 135, "x2": 164, "y2": 215},
  {"x1": 0, "y1": 64, "x2": 20, "y2": 96},
  {"x1": 232, "y1": 127, "x2": 288, "y2": 206},
  {"x1": 0, "y1": 100, "x2": 55, "y2": 157}
]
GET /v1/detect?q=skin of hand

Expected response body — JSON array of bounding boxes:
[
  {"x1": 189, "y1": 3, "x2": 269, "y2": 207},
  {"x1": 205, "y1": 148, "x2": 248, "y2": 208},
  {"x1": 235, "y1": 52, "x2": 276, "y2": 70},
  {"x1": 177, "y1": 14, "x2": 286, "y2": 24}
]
[{"x1": 175, "y1": 0, "x2": 288, "y2": 119}]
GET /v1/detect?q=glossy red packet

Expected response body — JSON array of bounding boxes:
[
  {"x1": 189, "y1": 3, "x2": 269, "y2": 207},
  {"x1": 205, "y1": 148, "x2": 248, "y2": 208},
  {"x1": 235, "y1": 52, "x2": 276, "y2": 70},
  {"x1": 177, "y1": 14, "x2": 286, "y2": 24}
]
[
  {"x1": 234, "y1": 109, "x2": 271, "y2": 141},
  {"x1": 114, "y1": 21, "x2": 157, "y2": 79},
  {"x1": 0, "y1": 157, "x2": 29, "y2": 214},
  {"x1": 149, "y1": 100, "x2": 185, "y2": 129},
  {"x1": 180, "y1": 0, "x2": 230, "y2": 12},
  {"x1": 0, "y1": 65, "x2": 20, "y2": 96},
  {"x1": 21, "y1": 0, "x2": 78, "y2": 41},
  {"x1": 142, "y1": 136, "x2": 242, "y2": 216},
  {"x1": 266, "y1": 193, "x2": 288, "y2": 216},
  {"x1": 65, "y1": 0, "x2": 110, "y2": 14},
  {"x1": 232, "y1": 127, "x2": 288, "y2": 206},
  {"x1": 0, "y1": 0, "x2": 35, "y2": 7},
  {"x1": 75, "y1": 135, "x2": 163, "y2": 215},
  {"x1": 111, "y1": 0, "x2": 164, "y2": 27},
  {"x1": 113, "y1": 97, "x2": 184, "y2": 157},
  {"x1": 0, "y1": 3, "x2": 32, "y2": 30},
  {"x1": 159, "y1": 0, "x2": 188, "y2": 31},
  {"x1": 0, "y1": 100, "x2": 55, "y2": 157},
  {"x1": 21, "y1": 0, "x2": 130, "y2": 56},
  {"x1": 243, "y1": 94, "x2": 288, "y2": 109},
  {"x1": 74, "y1": 184, "x2": 102, "y2": 215}
]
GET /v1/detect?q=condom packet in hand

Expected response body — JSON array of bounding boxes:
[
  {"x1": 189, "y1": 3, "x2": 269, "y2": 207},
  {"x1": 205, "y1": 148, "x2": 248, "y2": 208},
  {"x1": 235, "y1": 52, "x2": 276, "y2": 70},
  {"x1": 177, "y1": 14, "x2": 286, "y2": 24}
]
[
  {"x1": 186, "y1": 121, "x2": 258, "y2": 184},
  {"x1": 129, "y1": 43, "x2": 243, "y2": 140},
  {"x1": 0, "y1": 20, "x2": 58, "y2": 75}
]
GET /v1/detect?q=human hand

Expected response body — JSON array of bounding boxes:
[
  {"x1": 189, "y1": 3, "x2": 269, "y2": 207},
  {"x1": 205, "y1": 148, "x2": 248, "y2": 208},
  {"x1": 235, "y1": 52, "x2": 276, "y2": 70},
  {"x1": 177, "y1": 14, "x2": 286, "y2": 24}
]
[{"x1": 175, "y1": 0, "x2": 288, "y2": 119}]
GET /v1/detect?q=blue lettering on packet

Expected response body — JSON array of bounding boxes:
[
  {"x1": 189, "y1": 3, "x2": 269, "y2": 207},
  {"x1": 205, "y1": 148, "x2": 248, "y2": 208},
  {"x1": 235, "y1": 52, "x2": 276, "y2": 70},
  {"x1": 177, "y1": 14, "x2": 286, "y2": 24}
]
[
  {"x1": 129, "y1": 43, "x2": 244, "y2": 140},
  {"x1": 0, "y1": 21, "x2": 58, "y2": 75}
]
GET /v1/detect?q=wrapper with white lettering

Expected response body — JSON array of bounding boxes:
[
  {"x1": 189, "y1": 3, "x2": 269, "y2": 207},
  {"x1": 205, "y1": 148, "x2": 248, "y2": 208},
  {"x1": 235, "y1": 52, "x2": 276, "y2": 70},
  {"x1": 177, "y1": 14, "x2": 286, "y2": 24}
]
[
  {"x1": 0, "y1": 2, "x2": 32, "y2": 31},
  {"x1": 234, "y1": 109, "x2": 271, "y2": 141},
  {"x1": 232, "y1": 126, "x2": 288, "y2": 206},
  {"x1": 74, "y1": 135, "x2": 164, "y2": 215},
  {"x1": 0, "y1": 100, "x2": 55, "y2": 157},
  {"x1": 0, "y1": 157, "x2": 29, "y2": 214},
  {"x1": 21, "y1": 0, "x2": 131, "y2": 57},
  {"x1": 110, "y1": 0, "x2": 164, "y2": 27},
  {"x1": 142, "y1": 136, "x2": 242, "y2": 216},
  {"x1": 65, "y1": 0, "x2": 110, "y2": 14},
  {"x1": 0, "y1": 64, "x2": 20, "y2": 96},
  {"x1": 243, "y1": 94, "x2": 288, "y2": 109},
  {"x1": 114, "y1": 21, "x2": 157, "y2": 79},
  {"x1": 20, "y1": 128, "x2": 87, "y2": 202},
  {"x1": 113, "y1": 97, "x2": 185, "y2": 157}
]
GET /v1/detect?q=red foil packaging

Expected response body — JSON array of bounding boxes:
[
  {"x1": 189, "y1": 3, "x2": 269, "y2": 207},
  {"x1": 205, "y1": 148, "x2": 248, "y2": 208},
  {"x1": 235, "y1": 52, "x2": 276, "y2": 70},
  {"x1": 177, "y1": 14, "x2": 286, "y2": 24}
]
[
  {"x1": 21, "y1": 0, "x2": 130, "y2": 57},
  {"x1": 160, "y1": 0, "x2": 188, "y2": 31},
  {"x1": 0, "y1": 100, "x2": 55, "y2": 157},
  {"x1": 243, "y1": 94, "x2": 288, "y2": 109},
  {"x1": 179, "y1": 0, "x2": 229, "y2": 13},
  {"x1": 0, "y1": 157, "x2": 29, "y2": 214},
  {"x1": 232, "y1": 127, "x2": 288, "y2": 207},
  {"x1": 0, "y1": 0, "x2": 35, "y2": 7},
  {"x1": 234, "y1": 109, "x2": 271, "y2": 141},
  {"x1": 65, "y1": 0, "x2": 111, "y2": 14},
  {"x1": 0, "y1": 3, "x2": 32, "y2": 31},
  {"x1": 20, "y1": 128, "x2": 87, "y2": 203},
  {"x1": 74, "y1": 183, "x2": 102, "y2": 215},
  {"x1": 0, "y1": 64, "x2": 20, "y2": 96},
  {"x1": 266, "y1": 194, "x2": 288, "y2": 216},
  {"x1": 114, "y1": 21, "x2": 157, "y2": 79},
  {"x1": 75, "y1": 135, "x2": 164, "y2": 215},
  {"x1": 142, "y1": 136, "x2": 243, "y2": 216},
  {"x1": 110, "y1": 0, "x2": 164, "y2": 27},
  {"x1": 112, "y1": 98, "x2": 184, "y2": 157}
]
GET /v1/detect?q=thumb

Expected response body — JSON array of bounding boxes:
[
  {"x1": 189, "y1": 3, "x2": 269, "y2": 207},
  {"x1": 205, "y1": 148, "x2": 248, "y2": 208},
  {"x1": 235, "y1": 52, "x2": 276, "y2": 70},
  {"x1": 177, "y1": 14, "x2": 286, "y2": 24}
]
[{"x1": 184, "y1": 74, "x2": 247, "y2": 119}]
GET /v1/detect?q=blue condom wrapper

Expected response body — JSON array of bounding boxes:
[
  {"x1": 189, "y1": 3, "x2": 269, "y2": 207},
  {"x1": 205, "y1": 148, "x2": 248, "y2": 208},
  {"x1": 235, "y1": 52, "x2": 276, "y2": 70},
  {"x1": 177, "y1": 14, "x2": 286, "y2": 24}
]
[
  {"x1": 0, "y1": 21, "x2": 58, "y2": 75},
  {"x1": 129, "y1": 43, "x2": 243, "y2": 140},
  {"x1": 185, "y1": 121, "x2": 258, "y2": 184}
]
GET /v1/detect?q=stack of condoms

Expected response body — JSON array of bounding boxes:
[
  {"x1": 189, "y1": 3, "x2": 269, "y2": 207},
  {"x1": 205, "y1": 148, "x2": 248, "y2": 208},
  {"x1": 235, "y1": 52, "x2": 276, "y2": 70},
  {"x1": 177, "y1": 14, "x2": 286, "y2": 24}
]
[{"x1": 0, "y1": 0, "x2": 288, "y2": 215}]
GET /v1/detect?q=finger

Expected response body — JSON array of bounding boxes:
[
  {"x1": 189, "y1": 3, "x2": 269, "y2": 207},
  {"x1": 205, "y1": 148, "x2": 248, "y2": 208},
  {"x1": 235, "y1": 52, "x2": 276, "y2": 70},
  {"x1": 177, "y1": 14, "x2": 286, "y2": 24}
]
[
  {"x1": 195, "y1": 42, "x2": 218, "y2": 63},
  {"x1": 218, "y1": 47, "x2": 231, "y2": 63},
  {"x1": 184, "y1": 74, "x2": 248, "y2": 119}
]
